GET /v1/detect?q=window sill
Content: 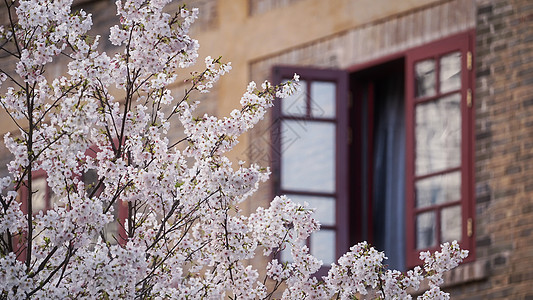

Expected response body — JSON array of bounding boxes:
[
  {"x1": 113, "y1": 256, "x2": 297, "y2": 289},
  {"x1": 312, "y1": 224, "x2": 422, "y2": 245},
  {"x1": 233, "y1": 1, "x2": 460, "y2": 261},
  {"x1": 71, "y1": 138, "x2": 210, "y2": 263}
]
[{"x1": 416, "y1": 258, "x2": 490, "y2": 293}]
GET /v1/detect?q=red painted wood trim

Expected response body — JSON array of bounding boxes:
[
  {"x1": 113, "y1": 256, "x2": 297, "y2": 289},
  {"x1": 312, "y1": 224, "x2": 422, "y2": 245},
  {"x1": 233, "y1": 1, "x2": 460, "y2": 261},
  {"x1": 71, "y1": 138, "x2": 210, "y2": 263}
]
[
  {"x1": 272, "y1": 65, "x2": 349, "y2": 274},
  {"x1": 405, "y1": 30, "x2": 476, "y2": 267}
]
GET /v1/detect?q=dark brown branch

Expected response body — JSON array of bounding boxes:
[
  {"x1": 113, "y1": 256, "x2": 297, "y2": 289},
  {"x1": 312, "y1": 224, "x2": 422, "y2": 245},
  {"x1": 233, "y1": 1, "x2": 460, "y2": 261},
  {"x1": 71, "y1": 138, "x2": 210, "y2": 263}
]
[
  {"x1": 4, "y1": 0, "x2": 21, "y2": 57},
  {"x1": 27, "y1": 246, "x2": 58, "y2": 279}
]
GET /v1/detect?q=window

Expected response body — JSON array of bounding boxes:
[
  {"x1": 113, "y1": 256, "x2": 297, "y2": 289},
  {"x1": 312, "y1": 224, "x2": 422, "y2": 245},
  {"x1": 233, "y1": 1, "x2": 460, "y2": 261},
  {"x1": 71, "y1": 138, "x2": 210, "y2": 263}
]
[
  {"x1": 19, "y1": 170, "x2": 60, "y2": 215},
  {"x1": 272, "y1": 67, "x2": 349, "y2": 276},
  {"x1": 82, "y1": 168, "x2": 128, "y2": 244},
  {"x1": 405, "y1": 32, "x2": 475, "y2": 267},
  {"x1": 82, "y1": 145, "x2": 128, "y2": 245},
  {"x1": 272, "y1": 31, "x2": 475, "y2": 271},
  {"x1": 350, "y1": 58, "x2": 407, "y2": 270}
]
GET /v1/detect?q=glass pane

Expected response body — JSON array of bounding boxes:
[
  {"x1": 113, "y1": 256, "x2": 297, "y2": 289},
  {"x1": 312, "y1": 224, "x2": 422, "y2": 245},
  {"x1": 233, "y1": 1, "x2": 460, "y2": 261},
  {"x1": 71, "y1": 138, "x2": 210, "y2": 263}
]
[
  {"x1": 280, "y1": 246, "x2": 292, "y2": 263},
  {"x1": 415, "y1": 93, "x2": 461, "y2": 175},
  {"x1": 310, "y1": 229, "x2": 336, "y2": 266},
  {"x1": 310, "y1": 81, "x2": 336, "y2": 118},
  {"x1": 415, "y1": 171, "x2": 461, "y2": 208},
  {"x1": 415, "y1": 59, "x2": 436, "y2": 98},
  {"x1": 281, "y1": 80, "x2": 307, "y2": 116},
  {"x1": 416, "y1": 211, "x2": 436, "y2": 249},
  {"x1": 281, "y1": 120, "x2": 335, "y2": 193},
  {"x1": 105, "y1": 210, "x2": 119, "y2": 244},
  {"x1": 441, "y1": 205, "x2": 462, "y2": 243},
  {"x1": 49, "y1": 189, "x2": 61, "y2": 208},
  {"x1": 287, "y1": 194, "x2": 336, "y2": 226},
  {"x1": 440, "y1": 52, "x2": 462, "y2": 93},
  {"x1": 32, "y1": 177, "x2": 47, "y2": 212},
  {"x1": 280, "y1": 239, "x2": 304, "y2": 263}
]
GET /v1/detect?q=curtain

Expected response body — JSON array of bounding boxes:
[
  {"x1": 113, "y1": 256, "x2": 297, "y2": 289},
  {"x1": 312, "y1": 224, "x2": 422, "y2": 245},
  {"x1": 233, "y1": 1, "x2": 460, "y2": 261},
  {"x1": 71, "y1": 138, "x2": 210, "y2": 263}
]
[{"x1": 372, "y1": 76, "x2": 406, "y2": 271}]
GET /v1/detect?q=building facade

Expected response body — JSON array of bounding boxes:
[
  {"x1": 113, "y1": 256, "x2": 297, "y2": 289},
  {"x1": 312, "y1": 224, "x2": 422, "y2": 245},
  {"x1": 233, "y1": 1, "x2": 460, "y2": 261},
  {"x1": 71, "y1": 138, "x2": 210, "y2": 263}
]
[{"x1": 194, "y1": 0, "x2": 532, "y2": 298}]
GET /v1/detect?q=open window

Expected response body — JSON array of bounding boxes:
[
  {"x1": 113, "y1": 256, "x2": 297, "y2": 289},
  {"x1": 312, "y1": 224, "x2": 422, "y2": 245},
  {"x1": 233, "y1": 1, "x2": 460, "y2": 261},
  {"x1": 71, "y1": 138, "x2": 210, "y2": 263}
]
[
  {"x1": 272, "y1": 66, "x2": 349, "y2": 276},
  {"x1": 350, "y1": 58, "x2": 407, "y2": 270},
  {"x1": 405, "y1": 32, "x2": 475, "y2": 267},
  {"x1": 272, "y1": 31, "x2": 475, "y2": 271}
]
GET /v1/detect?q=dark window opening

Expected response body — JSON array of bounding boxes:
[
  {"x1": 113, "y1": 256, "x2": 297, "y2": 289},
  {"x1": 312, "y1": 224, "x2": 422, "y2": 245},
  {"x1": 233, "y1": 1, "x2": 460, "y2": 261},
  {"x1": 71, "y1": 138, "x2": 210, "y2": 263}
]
[{"x1": 349, "y1": 58, "x2": 406, "y2": 270}]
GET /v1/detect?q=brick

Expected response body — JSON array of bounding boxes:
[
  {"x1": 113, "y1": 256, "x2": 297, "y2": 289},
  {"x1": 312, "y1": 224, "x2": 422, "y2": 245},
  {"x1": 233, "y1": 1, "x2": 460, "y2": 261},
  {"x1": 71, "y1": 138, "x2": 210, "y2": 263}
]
[
  {"x1": 477, "y1": 194, "x2": 491, "y2": 203},
  {"x1": 505, "y1": 165, "x2": 522, "y2": 175},
  {"x1": 522, "y1": 76, "x2": 533, "y2": 86},
  {"x1": 476, "y1": 130, "x2": 492, "y2": 140},
  {"x1": 493, "y1": 255, "x2": 506, "y2": 266},
  {"x1": 477, "y1": 5, "x2": 493, "y2": 15},
  {"x1": 476, "y1": 68, "x2": 491, "y2": 77},
  {"x1": 488, "y1": 288, "x2": 513, "y2": 299},
  {"x1": 510, "y1": 272, "x2": 533, "y2": 284},
  {"x1": 518, "y1": 67, "x2": 533, "y2": 77},
  {"x1": 476, "y1": 236, "x2": 492, "y2": 247}
]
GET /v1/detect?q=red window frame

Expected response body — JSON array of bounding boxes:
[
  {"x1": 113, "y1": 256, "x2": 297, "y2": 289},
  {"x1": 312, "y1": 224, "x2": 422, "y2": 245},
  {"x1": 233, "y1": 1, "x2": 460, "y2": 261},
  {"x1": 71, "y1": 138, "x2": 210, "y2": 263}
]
[
  {"x1": 272, "y1": 66, "x2": 349, "y2": 276},
  {"x1": 405, "y1": 31, "x2": 476, "y2": 267},
  {"x1": 19, "y1": 169, "x2": 53, "y2": 215},
  {"x1": 271, "y1": 30, "x2": 475, "y2": 271}
]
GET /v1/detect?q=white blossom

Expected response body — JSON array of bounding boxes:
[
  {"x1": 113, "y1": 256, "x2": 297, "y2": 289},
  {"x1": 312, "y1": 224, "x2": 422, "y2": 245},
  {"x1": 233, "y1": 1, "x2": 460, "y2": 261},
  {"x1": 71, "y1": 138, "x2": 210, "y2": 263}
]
[{"x1": 0, "y1": 0, "x2": 467, "y2": 298}]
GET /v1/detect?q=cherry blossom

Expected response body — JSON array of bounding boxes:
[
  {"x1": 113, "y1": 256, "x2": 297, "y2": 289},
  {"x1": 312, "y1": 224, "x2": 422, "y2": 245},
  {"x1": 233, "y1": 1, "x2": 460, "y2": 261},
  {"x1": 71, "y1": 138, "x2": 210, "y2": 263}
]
[{"x1": 0, "y1": 0, "x2": 467, "y2": 298}]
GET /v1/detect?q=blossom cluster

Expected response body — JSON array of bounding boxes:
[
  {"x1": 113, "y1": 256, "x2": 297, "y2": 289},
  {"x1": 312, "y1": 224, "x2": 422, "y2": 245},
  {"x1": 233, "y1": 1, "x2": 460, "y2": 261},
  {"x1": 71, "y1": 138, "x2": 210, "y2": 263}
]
[
  {"x1": 324, "y1": 241, "x2": 468, "y2": 299},
  {"x1": 0, "y1": 0, "x2": 467, "y2": 299}
]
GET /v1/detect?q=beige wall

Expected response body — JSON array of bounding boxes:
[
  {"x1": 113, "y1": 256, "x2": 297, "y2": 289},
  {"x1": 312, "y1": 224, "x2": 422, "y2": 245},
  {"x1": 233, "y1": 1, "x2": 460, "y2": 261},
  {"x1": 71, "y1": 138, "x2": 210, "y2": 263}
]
[
  {"x1": 191, "y1": 0, "x2": 456, "y2": 162},
  {"x1": 0, "y1": 0, "x2": 457, "y2": 148}
]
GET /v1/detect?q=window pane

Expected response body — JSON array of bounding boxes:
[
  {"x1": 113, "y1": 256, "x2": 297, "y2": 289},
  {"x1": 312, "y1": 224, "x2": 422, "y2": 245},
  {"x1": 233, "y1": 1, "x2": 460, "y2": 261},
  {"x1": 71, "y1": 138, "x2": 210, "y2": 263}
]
[
  {"x1": 440, "y1": 52, "x2": 462, "y2": 93},
  {"x1": 32, "y1": 177, "x2": 48, "y2": 212},
  {"x1": 49, "y1": 189, "x2": 61, "y2": 208},
  {"x1": 282, "y1": 80, "x2": 307, "y2": 116},
  {"x1": 310, "y1": 229, "x2": 336, "y2": 266},
  {"x1": 415, "y1": 59, "x2": 436, "y2": 98},
  {"x1": 415, "y1": 93, "x2": 461, "y2": 175},
  {"x1": 441, "y1": 205, "x2": 462, "y2": 243},
  {"x1": 105, "y1": 213, "x2": 119, "y2": 244},
  {"x1": 416, "y1": 211, "x2": 436, "y2": 249},
  {"x1": 281, "y1": 120, "x2": 335, "y2": 193},
  {"x1": 310, "y1": 81, "x2": 336, "y2": 118},
  {"x1": 83, "y1": 169, "x2": 118, "y2": 243},
  {"x1": 280, "y1": 239, "x2": 304, "y2": 263},
  {"x1": 287, "y1": 194, "x2": 336, "y2": 226},
  {"x1": 280, "y1": 246, "x2": 292, "y2": 263},
  {"x1": 415, "y1": 171, "x2": 461, "y2": 208}
]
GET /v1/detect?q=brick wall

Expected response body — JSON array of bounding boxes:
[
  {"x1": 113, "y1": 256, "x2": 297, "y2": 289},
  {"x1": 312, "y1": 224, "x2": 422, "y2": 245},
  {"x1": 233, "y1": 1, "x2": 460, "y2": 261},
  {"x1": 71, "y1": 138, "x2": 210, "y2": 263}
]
[{"x1": 446, "y1": 0, "x2": 533, "y2": 298}]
